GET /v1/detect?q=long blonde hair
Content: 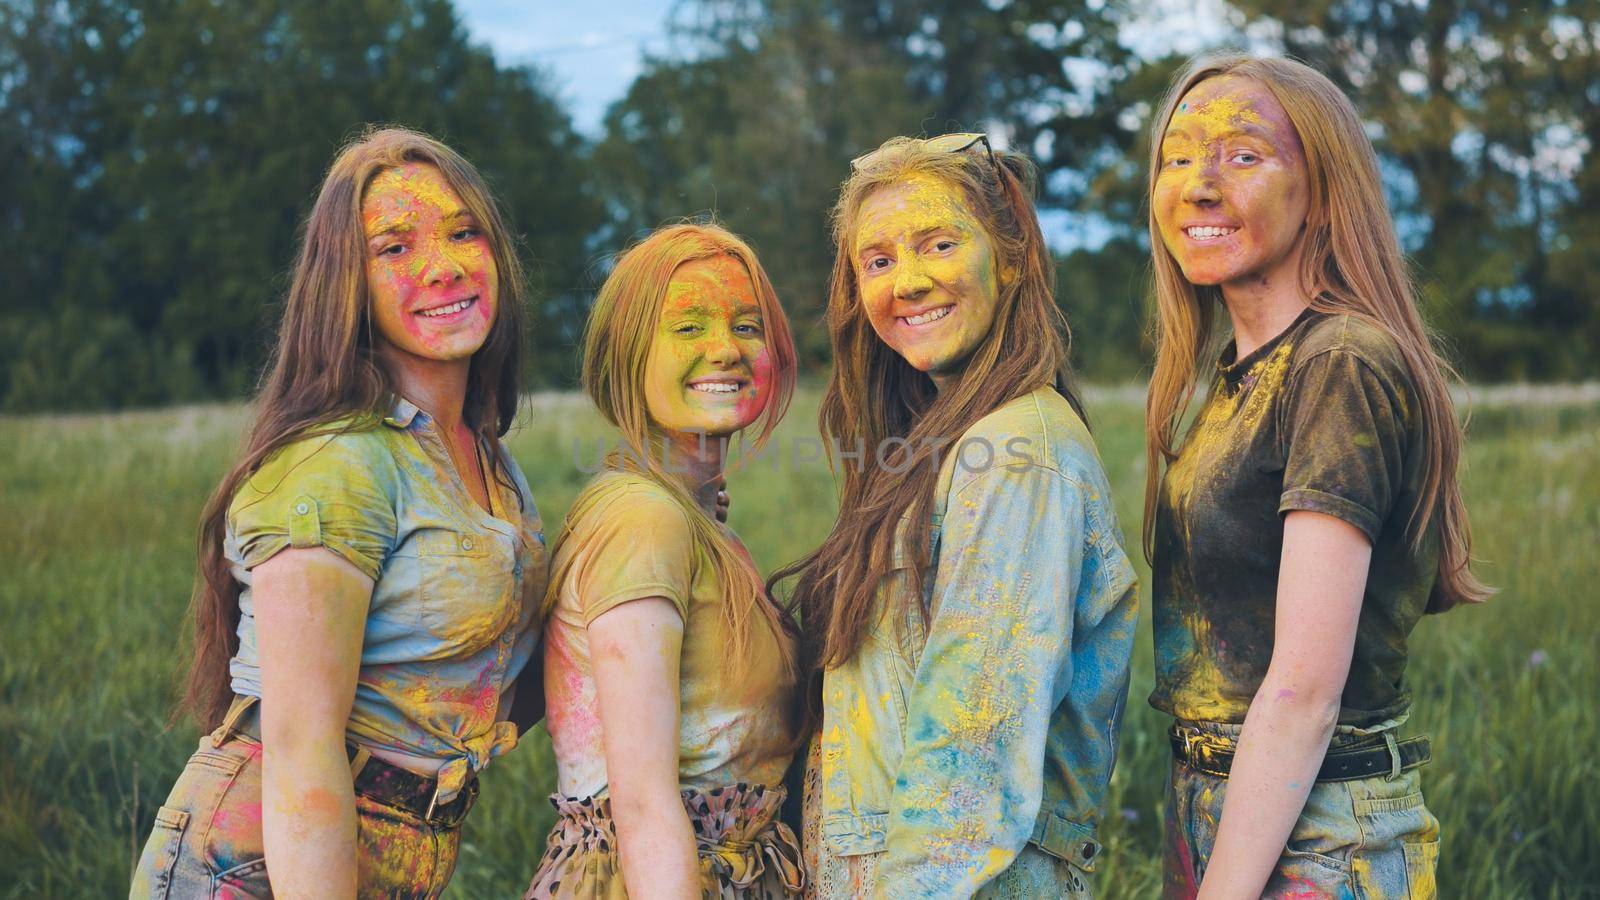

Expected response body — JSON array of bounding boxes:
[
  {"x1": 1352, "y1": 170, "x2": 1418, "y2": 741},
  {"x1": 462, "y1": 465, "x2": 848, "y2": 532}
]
[
  {"x1": 183, "y1": 127, "x2": 528, "y2": 729},
  {"x1": 566, "y1": 222, "x2": 799, "y2": 678},
  {"x1": 775, "y1": 137, "x2": 1085, "y2": 675},
  {"x1": 1142, "y1": 53, "x2": 1492, "y2": 612}
]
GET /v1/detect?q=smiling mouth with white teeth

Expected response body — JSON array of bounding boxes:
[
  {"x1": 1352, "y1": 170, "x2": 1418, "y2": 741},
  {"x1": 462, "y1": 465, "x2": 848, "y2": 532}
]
[
  {"x1": 417, "y1": 296, "x2": 476, "y2": 318},
  {"x1": 689, "y1": 381, "x2": 745, "y2": 394},
  {"x1": 901, "y1": 306, "x2": 953, "y2": 326},
  {"x1": 1184, "y1": 226, "x2": 1240, "y2": 240}
]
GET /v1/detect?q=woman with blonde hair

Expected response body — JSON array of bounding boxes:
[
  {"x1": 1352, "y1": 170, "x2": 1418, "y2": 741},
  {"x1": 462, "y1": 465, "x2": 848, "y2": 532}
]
[
  {"x1": 523, "y1": 223, "x2": 805, "y2": 898},
  {"x1": 131, "y1": 127, "x2": 548, "y2": 897},
  {"x1": 783, "y1": 135, "x2": 1139, "y2": 897},
  {"x1": 1144, "y1": 53, "x2": 1491, "y2": 897}
]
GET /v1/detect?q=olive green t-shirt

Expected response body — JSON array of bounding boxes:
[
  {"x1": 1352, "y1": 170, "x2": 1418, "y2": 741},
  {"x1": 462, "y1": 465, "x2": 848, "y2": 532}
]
[{"x1": 1150, "y1": 310, "x2": 1440, "y2": 728}]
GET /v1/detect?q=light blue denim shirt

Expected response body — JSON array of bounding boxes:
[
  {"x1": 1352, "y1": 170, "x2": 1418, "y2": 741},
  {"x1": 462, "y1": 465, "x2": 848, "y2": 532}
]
[
  {"x1": 815, "y1": 386, "x2": 1139, "y2": 898},
  {"x1": 225, "y1": 396, "x2": 548, "y2": 803}
]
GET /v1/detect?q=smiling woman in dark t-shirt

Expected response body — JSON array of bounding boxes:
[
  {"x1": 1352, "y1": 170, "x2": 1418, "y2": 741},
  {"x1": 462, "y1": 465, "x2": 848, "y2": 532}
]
[{"x1": 1141, "y1": 54, "x2": 1492, "y2": 898}]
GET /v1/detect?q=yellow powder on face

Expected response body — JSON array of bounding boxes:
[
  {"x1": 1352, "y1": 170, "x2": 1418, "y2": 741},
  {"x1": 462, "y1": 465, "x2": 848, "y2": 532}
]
[
  {"x1": 853, "y1": 172, "x2": 975, "y2": 259},
  {"x1": 1168, "y1": 74, "x2": 1270, "y2": 149},
  {"x1": 366, "y1": 164, "x2": 460, "y2": 221}
]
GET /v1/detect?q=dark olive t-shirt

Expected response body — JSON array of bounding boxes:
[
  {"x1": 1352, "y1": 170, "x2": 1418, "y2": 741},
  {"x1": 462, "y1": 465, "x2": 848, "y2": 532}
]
[{"x1": 1149, "y1": 310, "x2": 1440, "y2": 727}]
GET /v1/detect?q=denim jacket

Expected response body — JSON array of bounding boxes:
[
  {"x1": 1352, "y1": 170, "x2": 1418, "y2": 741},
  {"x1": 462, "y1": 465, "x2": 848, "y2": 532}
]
[{"x1": 817, "y1": 387, "x2": 1139, "y2": 898}]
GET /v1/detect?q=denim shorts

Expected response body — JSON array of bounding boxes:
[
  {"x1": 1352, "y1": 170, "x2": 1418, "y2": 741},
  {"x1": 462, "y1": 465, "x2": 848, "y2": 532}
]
[
  {"x1": 130, "y1": 729, "x2": 462, "y2": 899},
  {"x1": 1163, "y1": 720, "x2": 1440, "y2": 899}
]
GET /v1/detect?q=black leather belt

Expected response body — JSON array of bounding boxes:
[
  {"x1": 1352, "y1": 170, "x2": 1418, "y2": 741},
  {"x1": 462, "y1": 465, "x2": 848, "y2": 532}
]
[
  {"x1": 1169, "y1": 725, "x2": 1431, "y2": 783},
  {"x1": 223, "y1": 696, "x2": 479, "y2": 828}
]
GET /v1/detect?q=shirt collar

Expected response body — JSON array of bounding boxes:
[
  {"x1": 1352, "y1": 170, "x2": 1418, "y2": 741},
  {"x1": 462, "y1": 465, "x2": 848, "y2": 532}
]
[{"x1": 381, "y1": 395, "x2": 423, "y2": 429}]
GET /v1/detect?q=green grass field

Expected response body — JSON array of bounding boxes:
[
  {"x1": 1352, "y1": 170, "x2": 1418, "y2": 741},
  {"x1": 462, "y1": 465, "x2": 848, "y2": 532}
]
[{"x1": 2, "y1": 384, "x2": 1596, "y2": 897}]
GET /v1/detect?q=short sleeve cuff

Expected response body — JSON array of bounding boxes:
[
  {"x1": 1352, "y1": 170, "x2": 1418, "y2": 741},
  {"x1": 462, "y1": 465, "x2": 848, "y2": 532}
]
[
  {"x1": 234, "y1": 492, "x2": 386, "y2": 581},
  {"x1": 236, "y1": 531, "x2": 386, "y2": 583},
  {"x1": 1280, "y1": 488, "x2": 1381, "y2": 543},
  {"x1": 581, "y1": 584, "x2": 688, "y2": 625}
]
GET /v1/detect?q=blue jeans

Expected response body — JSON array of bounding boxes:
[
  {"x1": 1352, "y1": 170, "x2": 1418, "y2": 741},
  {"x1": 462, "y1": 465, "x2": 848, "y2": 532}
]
[
  {"x1": 1164, "y1": 721, "x2": 1440, "y2": 899},
  {"x1": 130, "y1": 728, "x2": 462, "y2": 899}
]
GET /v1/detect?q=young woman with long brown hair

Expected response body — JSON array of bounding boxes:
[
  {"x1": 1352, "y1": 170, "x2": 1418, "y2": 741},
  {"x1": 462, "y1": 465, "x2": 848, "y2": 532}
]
[
  {"x1": 522, "y1": 223, "x2": 805, "y2": 899},
  {"x1": 782, "y1": 136, "x2": 1139, "y2": 897},
  {"x1": 1144, "y1": 53, "x2": 1492, "y2": 898},
  {"x1": 130, "y1": 127, "x2": 548, "y2": 898}
]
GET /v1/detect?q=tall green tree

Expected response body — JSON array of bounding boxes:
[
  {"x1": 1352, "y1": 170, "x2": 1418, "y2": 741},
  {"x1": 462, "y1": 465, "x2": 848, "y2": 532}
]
[{"x1": 0, "y1": 0, "x2": 601, "y2": 411}]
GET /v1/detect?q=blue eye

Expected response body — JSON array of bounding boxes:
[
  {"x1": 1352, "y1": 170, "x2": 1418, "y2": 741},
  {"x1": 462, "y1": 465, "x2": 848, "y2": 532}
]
[{"x1": 379, "y1": 244, "x2": 406, "y2": 257}]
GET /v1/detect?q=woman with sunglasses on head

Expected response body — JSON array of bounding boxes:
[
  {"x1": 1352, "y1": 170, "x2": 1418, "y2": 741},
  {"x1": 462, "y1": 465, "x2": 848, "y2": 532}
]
[
  {"x1": 522, "y1": 224, "x2": 805, "y2": 899},
  {"x1": 780, "y1": 135, "x2": 1139, "y2": 898},
  {"x1": 130, "y1": 127, "x2": 548, "y2": 899},
  {"x1": 1145, "y1": 54, "x2": 1491, "y2": 898}
]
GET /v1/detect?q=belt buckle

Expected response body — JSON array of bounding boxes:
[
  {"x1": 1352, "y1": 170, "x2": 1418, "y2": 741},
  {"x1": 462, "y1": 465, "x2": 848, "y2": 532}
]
[
  {"x1": 425, "y1": 782, "x2": 443, "y2": 822},
  {"x1": 1178, "y1": 725, "x2": 1208, "y2": 762}
]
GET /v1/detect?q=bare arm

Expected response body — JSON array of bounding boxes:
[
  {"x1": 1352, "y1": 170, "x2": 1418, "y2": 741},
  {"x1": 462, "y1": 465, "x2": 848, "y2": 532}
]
[
  {"x1": 1197, "y1": 510, "x2": 1370, "y2": 899},
  {"x1": 255, "y1": 547, "x2": 372, "y2": 900},
  {"x1": 590, "y1": 598, "x2": 699, "y2": 899}
]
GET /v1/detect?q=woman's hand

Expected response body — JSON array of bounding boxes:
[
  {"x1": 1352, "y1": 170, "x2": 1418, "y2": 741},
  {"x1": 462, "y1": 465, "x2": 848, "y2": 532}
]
[
  {"x1": 255, "y1": 547, "x2": 373, "y2": 900},
  {"x1": 590, "y1": 598, "x2": 700, "y2": 899},
  {"x1": 1196, "y1": 510, "x2": 1370, "y2": 899}
]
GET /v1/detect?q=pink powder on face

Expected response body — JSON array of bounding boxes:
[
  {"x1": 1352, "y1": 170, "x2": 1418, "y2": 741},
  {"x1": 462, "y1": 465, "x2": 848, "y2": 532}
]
[{"x1": 734, "y1": 346, "x2": 776, "y2": 421}]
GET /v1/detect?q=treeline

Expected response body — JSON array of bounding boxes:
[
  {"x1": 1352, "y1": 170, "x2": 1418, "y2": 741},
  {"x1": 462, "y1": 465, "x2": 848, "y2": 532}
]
[{"x1": 3, "y1": 0, "x2": 1595, "y2": 411}]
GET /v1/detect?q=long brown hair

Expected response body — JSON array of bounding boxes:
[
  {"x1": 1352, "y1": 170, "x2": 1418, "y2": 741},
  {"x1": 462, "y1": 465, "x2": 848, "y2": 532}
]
[
  {"x1": 776, "y1": 137, "x2": 1085, "y2": 675},
  {"x1": 181, "y1": 127, "x2": 528, "y2": 729},
  {"x1": 564, "y1": 222, "x2": 800, "y2": 680},
  {"x1": 1142, "y1": 53, "x2": 1492, "y2": 612}
]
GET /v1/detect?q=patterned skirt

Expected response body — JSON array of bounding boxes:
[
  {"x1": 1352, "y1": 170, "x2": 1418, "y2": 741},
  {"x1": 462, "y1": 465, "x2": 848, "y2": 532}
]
[{"x1": 525, "y1": 781, "x2": 805, "y2": 899}]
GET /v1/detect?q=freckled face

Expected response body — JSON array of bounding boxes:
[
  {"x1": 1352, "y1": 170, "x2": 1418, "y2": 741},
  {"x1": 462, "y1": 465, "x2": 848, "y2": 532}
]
[
  {"x1": 642, "y1": 256, "x2": 773, "y2": 438},
  {"x1": 853, "y1": 174, "x2": 1001, "y2": 379},
  {"x1": 362, "y1": 163, "x2": 498, "y2": 364},
  {"x1": 1154, "y1": 75, "x2": 1311, "y2": 293}
]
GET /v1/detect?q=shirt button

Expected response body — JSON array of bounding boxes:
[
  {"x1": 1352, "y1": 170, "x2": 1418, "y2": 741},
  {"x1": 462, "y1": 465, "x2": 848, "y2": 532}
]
[
  {"x1": 461, "y1": 537, "x2": 473, "y2": 551},
  {"x1": 294, "y1": 502, "x2": 309, "y2": 515}
]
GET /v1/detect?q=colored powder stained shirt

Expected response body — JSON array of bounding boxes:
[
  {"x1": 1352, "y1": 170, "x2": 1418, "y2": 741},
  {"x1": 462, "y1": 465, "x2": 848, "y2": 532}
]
[
  {"x1": 226, "y1": 396, "x2": 548, "y2": 803},
  {"x1": 1149, "y1": 310, "x2": 1439, "y2": 728},
  {"x1": 542, "y1": 471, "x2": 799, "y2": 799},
  {"x1": 811, "y1": 386, "x2": 1140, "y2": 898}
]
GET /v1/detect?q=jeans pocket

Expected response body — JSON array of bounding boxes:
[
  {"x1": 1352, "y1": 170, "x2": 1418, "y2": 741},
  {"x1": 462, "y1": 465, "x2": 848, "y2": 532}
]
[
  {"x1": 213, "y1": 858, "x2": 272, "y2": 898},
  {"x1": 1403, "y1": 839, "x2": 1440, "y2": 899},
  {"x1": 1350, "y1": 775, "x2": 1440, "y2": 900},
  {"x1": 129, "y1": 806, "x2": 189, "y2": 899}
]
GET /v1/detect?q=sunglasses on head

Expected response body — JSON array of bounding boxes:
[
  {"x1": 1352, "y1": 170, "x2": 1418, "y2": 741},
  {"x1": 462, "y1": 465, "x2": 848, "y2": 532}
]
[{"x1": 850, "y1": 132, "x2": 999, "y2": 173}]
